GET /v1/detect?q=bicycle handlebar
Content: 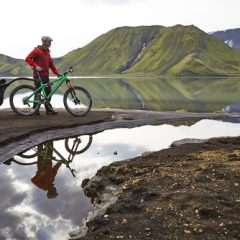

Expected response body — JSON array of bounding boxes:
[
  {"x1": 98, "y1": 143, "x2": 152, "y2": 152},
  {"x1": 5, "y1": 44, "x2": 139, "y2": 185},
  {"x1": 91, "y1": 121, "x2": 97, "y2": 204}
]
[{"x1": 63, "y1": 66, "x2": 73, "y2": 76}]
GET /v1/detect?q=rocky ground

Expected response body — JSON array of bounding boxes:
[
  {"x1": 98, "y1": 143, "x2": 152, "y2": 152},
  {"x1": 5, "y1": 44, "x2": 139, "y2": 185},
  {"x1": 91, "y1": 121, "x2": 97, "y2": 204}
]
[{"x1": 74, "y1": 136, "x2": 240, "y2": 240}]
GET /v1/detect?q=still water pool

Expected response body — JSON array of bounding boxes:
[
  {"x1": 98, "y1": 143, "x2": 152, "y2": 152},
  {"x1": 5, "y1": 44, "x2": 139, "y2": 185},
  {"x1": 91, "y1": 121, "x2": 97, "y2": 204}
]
[{"x1": 1, "y1": 120, "x2": 240, "y2": 239}]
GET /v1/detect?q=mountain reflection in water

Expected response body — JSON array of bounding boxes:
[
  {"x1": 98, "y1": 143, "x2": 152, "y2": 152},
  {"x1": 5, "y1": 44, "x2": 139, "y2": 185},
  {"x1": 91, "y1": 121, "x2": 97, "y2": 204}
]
[
  {"x1": 1, "y1": 120, "x2": 240, "y2": 239},
  {"x1": 2, "y1": 77, "x2": 240, "y2": 112}
]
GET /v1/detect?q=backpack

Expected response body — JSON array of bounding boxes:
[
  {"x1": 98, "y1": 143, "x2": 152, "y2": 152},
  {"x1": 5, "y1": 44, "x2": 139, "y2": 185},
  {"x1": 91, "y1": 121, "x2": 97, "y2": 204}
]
[{"x1": 0, "y1": 79, "x2": 8, "y2": 106}]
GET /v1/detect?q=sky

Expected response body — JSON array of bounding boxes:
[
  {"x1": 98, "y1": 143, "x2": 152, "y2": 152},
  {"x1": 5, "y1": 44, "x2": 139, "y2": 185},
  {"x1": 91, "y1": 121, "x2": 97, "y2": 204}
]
[{"x1": 1, "y1": 0, "x2": 240, "y2": 59}]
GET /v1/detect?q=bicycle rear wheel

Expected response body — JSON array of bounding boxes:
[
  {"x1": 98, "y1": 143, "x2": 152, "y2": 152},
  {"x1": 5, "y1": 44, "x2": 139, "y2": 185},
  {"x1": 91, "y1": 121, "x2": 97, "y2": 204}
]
[
  {"x1": 10, "y1": 85, "x2": 40, "y2": 116},
  {"x1": 64, "y1": 86, "x2": 92, "y2": 116}
]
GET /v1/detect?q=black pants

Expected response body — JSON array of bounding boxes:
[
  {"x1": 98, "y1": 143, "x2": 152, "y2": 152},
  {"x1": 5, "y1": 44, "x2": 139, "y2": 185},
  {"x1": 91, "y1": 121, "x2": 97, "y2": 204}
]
[{"x1": 34, "y1": 75, "x2": 53, "y2": 111}]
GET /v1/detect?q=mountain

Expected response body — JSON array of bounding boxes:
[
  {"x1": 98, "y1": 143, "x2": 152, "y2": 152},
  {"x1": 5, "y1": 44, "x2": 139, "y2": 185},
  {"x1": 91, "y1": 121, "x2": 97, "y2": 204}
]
[
  {"x1": 0, "y1": 54, "x2": 31, "y2": 77},
  {"x1": 57, "y1": 25, "x2": 240, "y2": 76},
  {"x1": 57, "y1": 25, "x2": 162, "y2": 75},
  {"x1": 1, "y1": 25, "x2": 240, "y2": 77},
  {"x1": 210, "y1": 28, "x2": 240, "y2": 51}
]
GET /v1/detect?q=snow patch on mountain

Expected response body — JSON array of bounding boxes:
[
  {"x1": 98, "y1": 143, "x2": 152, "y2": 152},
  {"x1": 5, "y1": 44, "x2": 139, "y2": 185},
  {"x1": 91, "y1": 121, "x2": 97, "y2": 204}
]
[
  {"x1": 224, "y1": 40, "x2": 234, "y2": 48},
  {"x1": 210, "y1": 28, "x2": 240, "y2": 51}
]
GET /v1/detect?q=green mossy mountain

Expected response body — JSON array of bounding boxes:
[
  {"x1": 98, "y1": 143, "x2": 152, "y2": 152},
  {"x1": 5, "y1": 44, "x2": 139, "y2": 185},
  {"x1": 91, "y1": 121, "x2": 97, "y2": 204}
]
[
  {"x1": 0, "y1": 54, "x2": 31, "y2": 77},
  {"x1": 57, "y1": 25, "x2": 240, "y2": 76},
  {"x1": 57, "y1": 25, "x2": 162, "y2": 75},
  {"x1": 1, "y1": 25, "x2": 240, "y2": 76}
]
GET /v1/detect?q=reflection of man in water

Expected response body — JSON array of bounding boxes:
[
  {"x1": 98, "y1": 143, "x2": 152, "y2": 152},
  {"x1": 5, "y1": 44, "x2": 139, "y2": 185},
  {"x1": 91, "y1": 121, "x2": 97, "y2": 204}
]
[{"x1": 31, "y1": 141, "x2": 61, "y2": 199}]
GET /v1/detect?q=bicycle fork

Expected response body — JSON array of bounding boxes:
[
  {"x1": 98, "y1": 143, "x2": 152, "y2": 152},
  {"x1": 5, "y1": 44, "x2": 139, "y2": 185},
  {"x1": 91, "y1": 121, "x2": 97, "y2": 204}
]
[
  {"x1": 68, "y1": 137, "x2": 82, "y2": 161},
  {"x1": 66, "y1": 80, "x2": 80, "y2": 105}
]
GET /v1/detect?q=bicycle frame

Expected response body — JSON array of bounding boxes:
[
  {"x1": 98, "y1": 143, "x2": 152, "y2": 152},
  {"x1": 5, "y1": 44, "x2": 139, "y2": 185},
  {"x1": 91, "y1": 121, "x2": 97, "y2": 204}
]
[
  {"x1": 47, "y1": 144, "x2": 77, "y2": 177},
  {"x1": 24, "y1": 74, "x2": 72, "y2": 105}
]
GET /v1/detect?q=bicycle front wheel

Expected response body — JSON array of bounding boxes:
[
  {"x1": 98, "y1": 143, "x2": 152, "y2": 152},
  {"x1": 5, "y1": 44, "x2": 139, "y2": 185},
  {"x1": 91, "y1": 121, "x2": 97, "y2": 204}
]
[
  {"x1": 10, "y1": 85, "x2": 40, "y2": 116},
  {"x1": 65, "y1": 135, "x2": 93, "y2": 154},
  {"x1": 64, "y1": 86, "x2": 92, "y2": 116}
]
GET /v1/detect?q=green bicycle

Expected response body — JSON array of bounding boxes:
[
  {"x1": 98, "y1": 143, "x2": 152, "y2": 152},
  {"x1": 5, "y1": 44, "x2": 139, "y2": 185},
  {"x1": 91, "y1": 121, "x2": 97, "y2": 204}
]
[
  {"x1": 3, "y1": 134, "x2": 93, "y2": 177},
  {"x1": 9, "y1": 66, "x2": 92, "y2": 116}
]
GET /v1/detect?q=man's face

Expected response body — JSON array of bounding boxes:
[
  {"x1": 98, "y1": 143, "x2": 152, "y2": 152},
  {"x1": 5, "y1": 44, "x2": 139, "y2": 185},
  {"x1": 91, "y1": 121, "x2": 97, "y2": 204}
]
[{"x1": 42, "y1": 40, "x2": 52, "y2": 48}]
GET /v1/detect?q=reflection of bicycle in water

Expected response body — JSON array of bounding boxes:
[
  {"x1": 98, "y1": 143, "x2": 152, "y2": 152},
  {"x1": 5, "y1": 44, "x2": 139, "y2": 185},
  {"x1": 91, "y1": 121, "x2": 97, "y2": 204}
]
[
  {"x1": 3, "y1": 135, "x2": 93, "y2": 198},
  {"x1": 5, "y1": 135, "x2": 93, "y2": 175},
  {"x1": 15, "y1": 134, "x2": 93, "y2": 175}
]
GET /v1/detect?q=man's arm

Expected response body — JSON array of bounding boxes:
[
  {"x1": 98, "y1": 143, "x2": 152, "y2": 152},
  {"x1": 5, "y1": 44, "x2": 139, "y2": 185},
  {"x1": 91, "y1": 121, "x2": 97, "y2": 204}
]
[
  {"x1": 52, "y1": 161, "x2": 62, "y2": 176},
  {"x1": 25, "y1": 49, "x2": 38, "y2": 69}
]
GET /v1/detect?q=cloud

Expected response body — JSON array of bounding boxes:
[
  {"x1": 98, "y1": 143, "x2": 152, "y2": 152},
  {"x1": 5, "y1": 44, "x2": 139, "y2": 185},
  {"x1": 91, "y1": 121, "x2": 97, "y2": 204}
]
[
  {"x1": 0, "y1": 158, "x2": 93, "y2": 239},
  {"x1": 30, "y1": 181, "x2": 92, "y2": 226},
  {"x1": 0, "y1": 172, "x2": 28, "y2": 239}
]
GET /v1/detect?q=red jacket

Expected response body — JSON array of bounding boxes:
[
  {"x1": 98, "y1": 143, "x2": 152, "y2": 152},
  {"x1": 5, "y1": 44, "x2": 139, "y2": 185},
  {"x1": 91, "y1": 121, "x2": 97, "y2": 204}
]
[
  {"x1": 26, "y1": 46, "x2": 59, "y2": 78},
  {"x1": 31, "y1": 161, "x2": 62, "y2": 191}
]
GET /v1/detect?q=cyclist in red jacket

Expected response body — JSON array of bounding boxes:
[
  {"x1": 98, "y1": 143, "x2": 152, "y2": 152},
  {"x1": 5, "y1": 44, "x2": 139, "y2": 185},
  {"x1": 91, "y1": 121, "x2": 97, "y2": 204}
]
[
  {"x1": 26, "y1": 36, "x2": 60, "y2": 115},
  {"x1": 31, "y1": 141, "x2": 62, "y2": 199}
]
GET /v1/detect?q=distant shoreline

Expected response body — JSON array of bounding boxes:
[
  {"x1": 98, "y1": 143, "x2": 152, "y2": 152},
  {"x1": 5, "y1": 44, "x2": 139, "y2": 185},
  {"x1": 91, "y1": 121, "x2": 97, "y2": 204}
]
[{"x1": 2, "y1": 75, "x2": 240, "y2": 80}]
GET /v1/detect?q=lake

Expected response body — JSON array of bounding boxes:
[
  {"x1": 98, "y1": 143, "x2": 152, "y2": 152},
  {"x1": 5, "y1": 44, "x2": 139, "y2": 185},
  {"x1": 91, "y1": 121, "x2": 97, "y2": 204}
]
[{"x1": 2, "y1": 77, "x2": 240, "y2": 112}]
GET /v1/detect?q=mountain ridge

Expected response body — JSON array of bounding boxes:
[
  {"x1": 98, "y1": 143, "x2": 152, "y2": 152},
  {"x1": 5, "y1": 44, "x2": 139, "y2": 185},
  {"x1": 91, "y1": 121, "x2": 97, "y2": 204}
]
[
  {"x1": 211, "y1": 28, "x2": 240, "y2": 51},
  {"x1": 1, "y1": 25, "x2": 240, "y2": 76},
  {"x1": 57, "y1": 24, "x2": 240, "y2": 76},
  {"x1": 0, "y1": 54, "x2": 31, "y2": 77}
]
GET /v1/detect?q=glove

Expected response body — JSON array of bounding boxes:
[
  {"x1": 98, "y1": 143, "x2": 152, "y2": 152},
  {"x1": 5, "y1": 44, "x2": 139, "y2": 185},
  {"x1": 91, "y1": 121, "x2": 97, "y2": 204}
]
[
  {"x1": 57, "y1": 74, "x2": 63, "y2": 77},
  {"x1": 35, "y1": 66, "x2": 42, "y2": 72}
]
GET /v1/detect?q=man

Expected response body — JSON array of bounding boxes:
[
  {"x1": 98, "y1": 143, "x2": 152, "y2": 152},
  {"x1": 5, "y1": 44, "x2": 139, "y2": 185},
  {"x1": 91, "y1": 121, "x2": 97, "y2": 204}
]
[
  {"x1": 31, "y1": 141, "x2": 62, "y2": 199},
  {"x1": 26, "y1": 36, "x2": 60, "y2": 114}
]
